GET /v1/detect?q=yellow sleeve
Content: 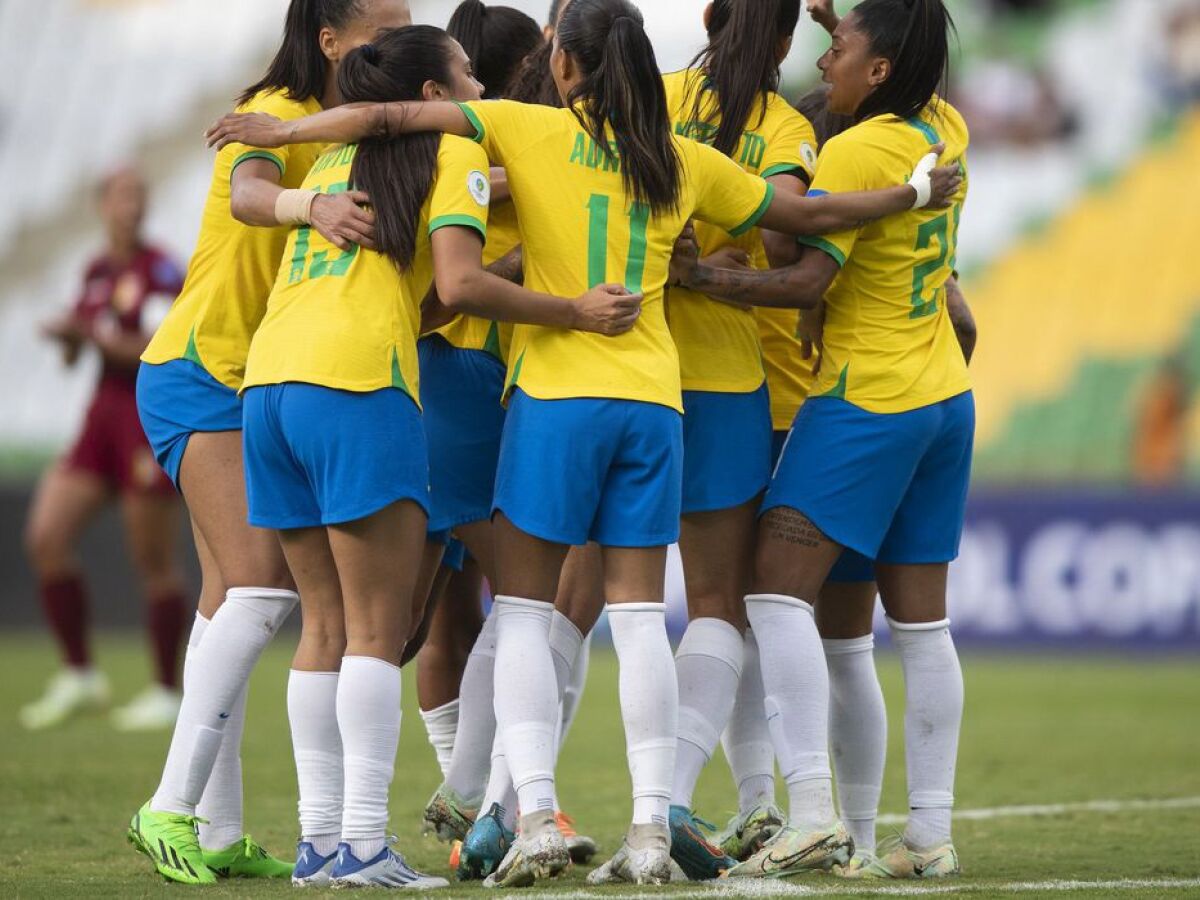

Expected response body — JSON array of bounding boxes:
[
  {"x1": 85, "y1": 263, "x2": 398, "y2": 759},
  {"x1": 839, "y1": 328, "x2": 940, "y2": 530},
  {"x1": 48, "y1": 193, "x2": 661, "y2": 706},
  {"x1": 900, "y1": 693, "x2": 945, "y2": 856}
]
[
  {"x1": 795, "y1": 131, "x2": 869, "y2": 268},
  {"x1": 227, "y1": 91, "x2": 314, "y2": 181},
  {"x1": 456, "y1": 99, "x2": 553, "y2": 167},
  {"x1": 428, "y1": 136, "x2": 491, "y2": 242},
  {"x1": 761, "y1": 107, "x2": 819, "y2": 183},
  {"x1": 689, "y1": 141, "x2": 775, "y2": 238}
]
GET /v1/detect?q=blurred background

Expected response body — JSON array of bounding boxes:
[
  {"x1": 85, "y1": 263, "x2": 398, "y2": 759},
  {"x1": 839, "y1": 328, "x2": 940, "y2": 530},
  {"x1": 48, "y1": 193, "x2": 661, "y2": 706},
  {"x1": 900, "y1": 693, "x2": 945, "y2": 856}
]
[{"x1": 0, "y1": 0, "x2": 1199, "y2": 650}]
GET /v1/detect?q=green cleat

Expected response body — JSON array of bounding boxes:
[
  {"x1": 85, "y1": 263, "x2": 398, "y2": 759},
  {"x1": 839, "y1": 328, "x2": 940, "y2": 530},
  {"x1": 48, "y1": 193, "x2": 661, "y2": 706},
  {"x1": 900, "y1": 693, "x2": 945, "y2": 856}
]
[
  {"x1": 127, "y1": 801, "x2": 216, "y2": 885},
  {"x1": 715, "y1": 803, "x2": 785, "y2": 862},
  {"x1": 203, "y1": 834, "x2": 294, "y2": 879},
  {"x1": 422, "y1": 783, "x2": 478, "y2": 843},
  {"x1": 839, "y1": 835, "x2": 960, "y2": 879}
]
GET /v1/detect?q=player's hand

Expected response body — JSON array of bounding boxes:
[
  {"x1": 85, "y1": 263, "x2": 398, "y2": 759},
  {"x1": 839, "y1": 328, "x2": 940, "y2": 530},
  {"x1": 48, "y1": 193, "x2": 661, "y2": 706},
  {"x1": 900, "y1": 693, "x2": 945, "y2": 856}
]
[
  {"x1": 669, "y1": 224, "x2": 699, "y2": 288},
  {"x1": 205, "y1": 113, "x2": 287, "y2": 151},
  {"x1": 909, "y1": 144, "x2": 962, "y2": 209},
  {"x1": 799, "y1": 301, "x2": 826, "y2": 376},
  {"x1": 703, "y1": 246, "x2": 752, "y2": 271},
  {"x1": 573, "y1": 284, "x2": 643, "y2": 336},
  {"x1": 41, "y1": 315, "x2": 86, "y2": 346},
  {"x1": 807, "y1": 0, "x2": 839, "y2": 33},
  {"x1": 310, "y1": 191, "x2": 377, "y2": 251}
]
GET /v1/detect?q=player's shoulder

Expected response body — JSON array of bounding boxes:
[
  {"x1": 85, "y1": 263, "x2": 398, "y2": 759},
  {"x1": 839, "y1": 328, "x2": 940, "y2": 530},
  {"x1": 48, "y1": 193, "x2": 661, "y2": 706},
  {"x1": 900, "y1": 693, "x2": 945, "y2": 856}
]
[{"x1": 235, "y1": 88, "x2": 321, "y2": 120}]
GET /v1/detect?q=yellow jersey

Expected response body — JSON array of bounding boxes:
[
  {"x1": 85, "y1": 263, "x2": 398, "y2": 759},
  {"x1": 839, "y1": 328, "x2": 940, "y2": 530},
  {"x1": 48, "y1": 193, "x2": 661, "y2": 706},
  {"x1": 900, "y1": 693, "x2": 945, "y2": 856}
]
[
  {"x1": 242, "y1": 135, "x2": 491, "y2": 401},
  {"x1": 142, "y1": 90, "x2": 325, "y2": 390},
  {"x1": 661, "y1": 69, "x2": 818, "y2": 394},
  {"x1": 433, "y1": 197, "x2": 520, "y2": 362},
  {"x1": 797, "y1": 102, "x2": 971, "y2": 414},
  {"x1": 458, "y1": 99, "x2": 774, "y2": 412}
]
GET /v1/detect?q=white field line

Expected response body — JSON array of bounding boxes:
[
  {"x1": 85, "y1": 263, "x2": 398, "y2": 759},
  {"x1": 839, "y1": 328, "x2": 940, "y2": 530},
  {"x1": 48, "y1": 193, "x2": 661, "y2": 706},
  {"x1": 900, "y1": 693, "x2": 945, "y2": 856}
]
[
  {"x1": 535, "y1": 878, "x2": 1200, "y2": 898},
  {"x1": 876, "y1": 794, "x2": 1200, "y2": 825}
]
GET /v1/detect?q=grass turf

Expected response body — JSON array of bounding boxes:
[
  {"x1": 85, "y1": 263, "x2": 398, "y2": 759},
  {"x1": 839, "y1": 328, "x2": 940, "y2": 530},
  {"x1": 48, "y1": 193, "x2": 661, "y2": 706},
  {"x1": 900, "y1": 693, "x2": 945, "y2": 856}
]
[{"x1": 0, "y1": 635, "x2": 1197, "y2": 898}]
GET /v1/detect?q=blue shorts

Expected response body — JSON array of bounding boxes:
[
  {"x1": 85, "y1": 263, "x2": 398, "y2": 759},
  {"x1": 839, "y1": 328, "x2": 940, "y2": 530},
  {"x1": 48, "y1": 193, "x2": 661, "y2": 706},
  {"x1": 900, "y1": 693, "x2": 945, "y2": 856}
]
[
  {"x1": 243, "y1": 384, "x2": 430, "y2": 530},
  {"x1": 769, "y1": 429, "x2": 875, "y2": 584},
  {"x1": 682, "y1": 385, "x2": 772, "y2": 514},
  {"x1": 426, "y1": 530, "x2": 469, "y2": 573},
  {"x1": 766, "y1": 392, "x2": 974, "y2": 564},
  {"x1": 419, "y1": 336, "x2": 506, "y2": 532},
  {"x1": 493, "y1": 390, "x2": 683, "y2": 547},
  {"x1": 136, "y1": 359, "x2": 243, "y2": 489}
]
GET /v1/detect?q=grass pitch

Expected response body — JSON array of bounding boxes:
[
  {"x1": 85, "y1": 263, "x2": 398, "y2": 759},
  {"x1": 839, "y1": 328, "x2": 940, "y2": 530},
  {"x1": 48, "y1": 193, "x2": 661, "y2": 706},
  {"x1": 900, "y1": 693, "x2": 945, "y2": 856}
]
[{"x1": 0, "y1": 635, "x2": 1197, "y2": 898}]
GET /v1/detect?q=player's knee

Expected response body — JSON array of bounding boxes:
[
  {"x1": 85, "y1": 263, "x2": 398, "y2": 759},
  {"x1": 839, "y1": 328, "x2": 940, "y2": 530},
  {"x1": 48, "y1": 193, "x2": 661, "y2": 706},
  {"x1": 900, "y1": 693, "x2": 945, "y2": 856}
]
[{"x1": 23, "y1": 519, "x2": 71, "y2": 575}]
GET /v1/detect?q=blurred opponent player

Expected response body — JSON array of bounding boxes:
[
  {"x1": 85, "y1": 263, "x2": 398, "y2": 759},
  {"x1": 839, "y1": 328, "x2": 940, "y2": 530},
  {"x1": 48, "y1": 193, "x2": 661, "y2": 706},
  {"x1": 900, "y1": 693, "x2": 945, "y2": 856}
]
[{"x1": 21, "y1": 167, "x2": 189, "y2": 733}]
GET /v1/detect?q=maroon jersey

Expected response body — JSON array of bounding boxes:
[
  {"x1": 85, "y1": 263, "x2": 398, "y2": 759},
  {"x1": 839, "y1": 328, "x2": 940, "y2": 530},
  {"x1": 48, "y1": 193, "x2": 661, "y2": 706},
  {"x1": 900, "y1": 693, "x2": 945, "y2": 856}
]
[{"x1": 74, "y1": 244, "x2": 183, "y2": 388}]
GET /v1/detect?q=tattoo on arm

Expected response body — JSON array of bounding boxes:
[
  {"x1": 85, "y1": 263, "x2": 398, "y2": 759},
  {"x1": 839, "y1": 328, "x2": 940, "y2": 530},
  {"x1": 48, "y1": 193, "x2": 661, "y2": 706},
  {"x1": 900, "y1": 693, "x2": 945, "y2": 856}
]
[
  {"x1": 690, "y1": 264, "x2": 796, "y2": 304},
  {"x1": 486, "y1": 246, "x2": 524, "y2": 284}
]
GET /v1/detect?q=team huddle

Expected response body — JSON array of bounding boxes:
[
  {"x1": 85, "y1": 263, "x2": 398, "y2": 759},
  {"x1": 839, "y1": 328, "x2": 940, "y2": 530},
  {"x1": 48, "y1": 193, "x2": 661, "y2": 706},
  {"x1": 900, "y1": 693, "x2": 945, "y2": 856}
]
[{"x1": 121, "y1": 0, "x2": 972, "y2": 889}]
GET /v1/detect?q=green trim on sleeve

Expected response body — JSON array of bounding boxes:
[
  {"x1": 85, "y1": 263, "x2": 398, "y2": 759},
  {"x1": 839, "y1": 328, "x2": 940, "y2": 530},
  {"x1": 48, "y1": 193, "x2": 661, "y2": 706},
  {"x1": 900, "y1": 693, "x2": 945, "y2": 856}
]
[
  {"x1": 231, "y1": 150, "x2": 285, "y2": 179},
  {"x1": 729, "y1": 182, "x2": 776, "y2": 238},
  {"x1": 761, "y1": 163, "x2": 805, "y2": 180},
  {"x1": 455, "y1": 103, "x2": 486, "y2": 144},
  {"x1": 797, "y1": 235, "x2": 847, "y2": 268},
  {"x1": 429, "y1": 214, "x2": 487, "y2": 243}
]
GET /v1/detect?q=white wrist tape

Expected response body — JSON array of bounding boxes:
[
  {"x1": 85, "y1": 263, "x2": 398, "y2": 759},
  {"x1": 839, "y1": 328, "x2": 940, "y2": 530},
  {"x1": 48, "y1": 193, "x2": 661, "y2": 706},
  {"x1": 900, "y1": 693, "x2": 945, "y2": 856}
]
[
  {"x1": 275, "y1": 189, "x2": 319, "y2": 225},
  {"x1": 908, "y1": 151, "x2": 939, "y2": 209}
]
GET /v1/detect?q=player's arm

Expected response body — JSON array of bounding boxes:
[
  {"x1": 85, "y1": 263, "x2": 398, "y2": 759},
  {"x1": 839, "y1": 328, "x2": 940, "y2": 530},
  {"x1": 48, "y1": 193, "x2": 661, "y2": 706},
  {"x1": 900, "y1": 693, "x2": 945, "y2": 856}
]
[
  {"x1": 419, "y1": 245, "x2": 525, "y2": 335},
  {"x1": 432, "y1": 226, "x2": 642, "y2": 336},
  {"x1": 946, "y1": 276, "x2": 977, "y2": 364},
  {"x1": 760, "y1": 172, "x2": 809, "y2": 268},
  {"x1": 229, "y1": 158, "x2": 377, "y2": 252},
  {"x1": 676, "y1": 244, "x2": 841, "y2": 310},
  {"x1": 89, "y1": 328, "x2": 151, "y2": 369},
  {"x1": 206, "y1": 102, "x2": 477, "y2": 150},
  {"x1": 807, "y1": 0, "x2": 840, "y2": 35}
]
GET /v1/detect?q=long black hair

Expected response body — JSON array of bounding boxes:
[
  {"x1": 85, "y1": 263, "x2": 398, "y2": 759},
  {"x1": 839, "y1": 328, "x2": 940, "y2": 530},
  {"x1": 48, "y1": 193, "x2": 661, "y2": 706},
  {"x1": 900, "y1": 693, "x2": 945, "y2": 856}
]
[
  {"x1": 688, "y1": 0, "x2": 801, "y2": 158},
  {"x1": 849, "y1": 0, "x2": 955, "y2": 122},
  {"x1": 548, "y1": 0, "x2": 566, "y2": 26},
  {"x1": 447, "y1": 1, "x2": 543, "y2": 99},
  {"x1": 339, "y1": 26, "x2": 456, "y2": 270},
  {"x1": 239, "y1": 0, "x2": 365, "y2": 105},
  {"x1": 557, "y1": 0, "x2": 681, "y2": 214}
]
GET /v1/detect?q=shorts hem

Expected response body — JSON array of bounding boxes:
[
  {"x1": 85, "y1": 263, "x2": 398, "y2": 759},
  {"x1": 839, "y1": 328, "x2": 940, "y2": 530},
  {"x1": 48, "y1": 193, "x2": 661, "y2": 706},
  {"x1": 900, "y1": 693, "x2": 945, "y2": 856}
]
[
  {"x1": 252, "y1": 490, "x2": 429, "y2": 531},
  {"x1": 589, "y1": 531, "x2": 679, "y2": 549},
  {"x1": 427, "y1": 508, "x2": 492, "y2": 534},
  {"x1": 492, "y1": 505, "x2": 585, "y2": 547},
  {"x1": 758, "y1": 498, "x2": 879, "y2": 560},
  {"x1": 874, "y1": 550, "x2": 959, "y2": 566},
  {"x1": 681, "y1": 486, "x2": 767, "y2": 516}
]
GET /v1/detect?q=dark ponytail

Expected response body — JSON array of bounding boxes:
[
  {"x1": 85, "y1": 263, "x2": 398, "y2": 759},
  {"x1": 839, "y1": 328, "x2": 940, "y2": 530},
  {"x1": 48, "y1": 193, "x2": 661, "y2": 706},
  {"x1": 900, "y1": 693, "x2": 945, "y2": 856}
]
[
  {"x1": 447, "y1": 1, "x2": 544, "y2": 99},
  {"x1": 689, "y1": 0, "x2": 801, "y2": 157},
  {"x1": 239, "y1": 0, "x2": 365, "y2": 105},
  {"x1": 338, "y1": 26, "x2": 457, "y2": 270},
  {"x1": 558, "y1": 0, "x2": 681, "y2": 215},
  {"x1": 548, "y1": 0, "x2": 566, "y2": 26},
  {"x1": 850, "y1": 0, "x2": 955, "y2": 122}
]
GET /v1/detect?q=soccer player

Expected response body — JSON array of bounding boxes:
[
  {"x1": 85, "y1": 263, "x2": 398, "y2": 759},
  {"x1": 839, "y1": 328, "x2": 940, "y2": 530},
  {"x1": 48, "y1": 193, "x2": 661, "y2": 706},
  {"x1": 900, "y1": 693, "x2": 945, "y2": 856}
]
[
  {"x1": 657, "y1": 0, "x2": 819, "y2": 879},
  {"x1": 206, "y1": 3, "x2": 958, "y2": 887},
  {"x1": 675, "y1": 0, "x2": 971, "y2": 880},
  {"x1": 127, "y1": 0, "x2": 410, "y2": 885},
  {"x1": 21, "y1": 167, "x2": 188, "y2": 733}
]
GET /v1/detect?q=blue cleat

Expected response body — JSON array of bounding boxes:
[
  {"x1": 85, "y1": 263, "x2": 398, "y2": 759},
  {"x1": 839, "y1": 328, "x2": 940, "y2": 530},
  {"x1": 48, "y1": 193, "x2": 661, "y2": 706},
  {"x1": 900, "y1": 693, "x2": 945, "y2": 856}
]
[
  {"x1": 457, "y1": 803, "x2": 515, "y2": 881},
  {"x1": 668, "y1": 805, "x2": 736, "y2": 881},
  {"x1": 330, "y1": 842, "x2": 449, "y2": 889},
  {"x1": 291, "y1": 841, "x2": 337, "y2": 887}
]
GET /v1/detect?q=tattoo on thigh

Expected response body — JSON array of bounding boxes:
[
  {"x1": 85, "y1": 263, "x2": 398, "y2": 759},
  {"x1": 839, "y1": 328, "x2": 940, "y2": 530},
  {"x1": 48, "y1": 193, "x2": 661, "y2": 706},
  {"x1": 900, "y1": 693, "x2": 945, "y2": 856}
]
[{"x1": 764, "y1": 508, "x2": 826, "y2": 549}]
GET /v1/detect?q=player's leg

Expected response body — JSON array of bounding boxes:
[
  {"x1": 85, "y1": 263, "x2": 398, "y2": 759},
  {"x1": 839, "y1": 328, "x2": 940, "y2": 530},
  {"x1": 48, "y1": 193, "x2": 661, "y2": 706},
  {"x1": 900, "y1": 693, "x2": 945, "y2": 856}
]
[
  {"x1": 111, "y1": 488, "x2": 188, "y2": 731},
  {"x1": 20, "y1": 462, "x2": 110, "y2": 729},
  {"x1": 817, "y1": 571, "x2": 887, "y2": 870}
]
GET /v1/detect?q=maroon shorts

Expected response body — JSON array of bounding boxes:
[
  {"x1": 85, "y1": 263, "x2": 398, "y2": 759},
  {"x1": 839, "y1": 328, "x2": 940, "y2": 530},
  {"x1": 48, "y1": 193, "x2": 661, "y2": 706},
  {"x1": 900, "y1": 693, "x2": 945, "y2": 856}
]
[{"x1": 65, "y1": 378, "x2": 175, "y2": 495}]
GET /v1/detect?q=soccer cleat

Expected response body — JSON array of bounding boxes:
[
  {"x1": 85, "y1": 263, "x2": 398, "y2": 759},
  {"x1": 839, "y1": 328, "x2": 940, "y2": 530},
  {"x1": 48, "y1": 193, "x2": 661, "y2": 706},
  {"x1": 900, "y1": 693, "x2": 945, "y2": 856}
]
[
  {"x1": 203, "y1": 834, "x2": 293, "y2": 879},
  {"x1": 556, "y1": 811, "x2": 598, "y2": 864},
  {"x1": 421, "y1": 783, "x2": 478, "y2": 843},
  {"x1": 330, "y1": 842, "x2": 449, "y2": 889},
  {"x1": 482, "y1": 813, "x2": 570, "y2": 888},
  {"x1": 724, "y1": 821, "x2": 853, "y2": 878},
  {"x1": 668, "y1": 805, "x2": 736, "y2": 880},
  {"x1": 111, "y1": 684, "x2": 181, "y2": 732},
  {"x1": 831, "y1": 850, "x2": 879, "y2": 878},
  {"x1": 586, "y1": 823, "x2": 672, "y2": 886},
  {"x1": 448, "y1": 840, "x2": 462, "y2": 870},
  {"x1": 20, "y1": 668, "x2": 110, "y2": 730},
  {"x1": 292, "y1": 841, "x2": 337, "y2": 886},
  {"x1": 715, "y1": 803, "x2": 786, "y2": 861},
  {"x1": 457, "y1": 803, "x2": 515, "y2": 881},
  {"x1": 840, "y1": 835, "x2": 961, "y2": 879},
  {"x1": 126, "y1": 801, "x2": 216, "y2": 885}
]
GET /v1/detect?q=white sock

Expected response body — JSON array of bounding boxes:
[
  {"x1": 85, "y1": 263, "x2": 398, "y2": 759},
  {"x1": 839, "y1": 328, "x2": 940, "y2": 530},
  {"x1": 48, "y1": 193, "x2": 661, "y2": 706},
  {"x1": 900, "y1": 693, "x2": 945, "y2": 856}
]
[
  {"x1": 548, "y1": 610, "x2": 584, "y2": 808},
  {"x1": 420, "y1": 700, "x2": 460, "y2": 781},
  {"x1": 492, "y1": 596, "x2": 557, "y2": 817},
  {"x1": 560, "y1": 630, "x2": 591, "y2": 749},
  {"x1": 288, "y1": 670, "x2": 342, "y2": 856},
  {"x1": 152, "y1": 588, "x2": 296, "y2": 817},
  {"x1": 825, "y1": 635, "x2": 886, "y2": 853},
  {"x1": 197, "y1": 684, "x2": 246, "y2": 851},
  {"x1": 338, "y1": 656, "x2": 401, "y2": 860},
  {"x1": 888, "y1": 617, "x2": 962, "y2": 851},
  {"x1": 722, "y1": 628, "x2": 777, "y2": 814},
  {"x1": 478, "y1": 735, "x2": 518, "y2": 831},
  {"x1": 746, "y1": 594, "x2": 834, "y2": 833},
  {"x1": 444, "y1": 612, "x2": 497, "y2": 804},
  {"x1": 608, "y1": 603, "x2": 677, "y2": 827},
  {"x1": 672, "y1": 617, "x2": 744, "y2": 809}
]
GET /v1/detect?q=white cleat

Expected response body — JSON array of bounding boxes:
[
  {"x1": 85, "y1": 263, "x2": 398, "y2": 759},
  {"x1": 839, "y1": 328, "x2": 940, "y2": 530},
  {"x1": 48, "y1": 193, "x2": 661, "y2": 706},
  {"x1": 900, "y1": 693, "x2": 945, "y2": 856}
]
[
  {"x1": 725, "y1": 821, "x2": 854, "y2": 878},
  {"x1": 482, "y1": 813, "x2": 570, "y2": 888},
  {"x1": 839, "y1": 835, "x2": 961, "y2": 879},
  {"x1": 330, "y1": 843, "x2": 448, "y2": 889},
  {"x1": 19, "y1": 668, "x2": 110, "y2": 730},
  {"x1": 111, "y1": 684, "x2": 181, "y2": 732},
  {"x1": 587, "y1": 824, "x2": 672, "y2": 886}
]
